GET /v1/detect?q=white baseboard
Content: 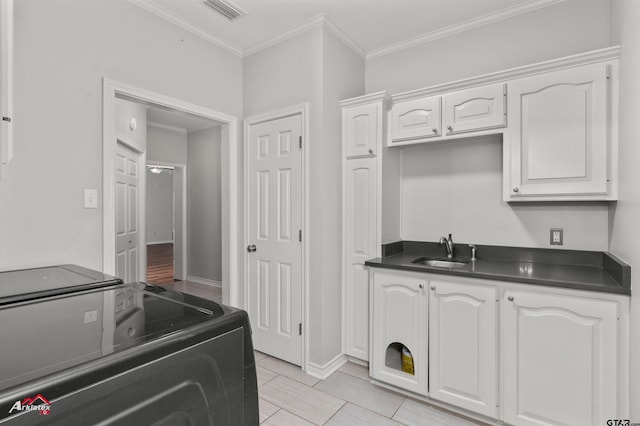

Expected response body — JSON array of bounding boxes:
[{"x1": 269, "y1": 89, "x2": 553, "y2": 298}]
[
  {"x1": 305, "y1": 353, "x2": 348, "y2": 380},
  {"x1": 147, "y1": 240, "x2": 174, "y2": 245},
  {"x1": 186, "y1": 275, "x2": 222, "y2": 288}
]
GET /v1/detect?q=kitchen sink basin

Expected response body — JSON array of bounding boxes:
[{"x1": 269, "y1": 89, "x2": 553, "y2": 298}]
[{"x1": 411, "y1": 257, "x2": 468, "y2": 268}]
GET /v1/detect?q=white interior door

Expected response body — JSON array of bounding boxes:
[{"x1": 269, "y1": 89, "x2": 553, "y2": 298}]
[
  {"x1": 116, "y1": 142, "x2": 141, "y2": 283},
  {"x1": 247, "y1": 114, "x2": 303, "y2": 366}
]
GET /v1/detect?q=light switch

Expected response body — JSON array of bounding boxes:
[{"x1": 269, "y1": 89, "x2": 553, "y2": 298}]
[
  {"x1": 84, "y1": 310, "x2": 97, "y2": 324},
  {"x1": 84, "y1": 189, "x2": 98, "y2": 209}
]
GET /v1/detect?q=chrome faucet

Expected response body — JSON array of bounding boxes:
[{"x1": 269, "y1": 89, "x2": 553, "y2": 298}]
[{"x1": 439, "y1": 234, "x2": 454, "y2": 259}]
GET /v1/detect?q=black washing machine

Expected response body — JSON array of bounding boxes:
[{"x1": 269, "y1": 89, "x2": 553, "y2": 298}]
[{"x1": 0, "y1": 265, "x2": 258, "y2": 425}]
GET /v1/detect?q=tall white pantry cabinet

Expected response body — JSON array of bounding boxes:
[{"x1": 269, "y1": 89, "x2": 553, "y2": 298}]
[{"x1": 341, "y1": 92, "x2": 401, "y2": 362}]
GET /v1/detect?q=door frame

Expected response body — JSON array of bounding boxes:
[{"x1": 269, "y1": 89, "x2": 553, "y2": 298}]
[
  {"x1": 103, "y1": 78, "x2": 240, "y2": 306},
  {"x1": 145, "y1": 160, "x2": 187, "y2": 281},
  {"x1": 243, "y1": 103, "x2": 309, "y2": 370}
]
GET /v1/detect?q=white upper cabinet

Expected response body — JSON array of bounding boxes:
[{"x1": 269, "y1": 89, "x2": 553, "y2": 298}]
[
  {"x1": 502, "y1": 289, "x2": 621, "y2": 426},
  {"x1": 428, "y1": 279, "x2": 498, "y2": 418},
  {"x1": 390, "y1": 83, "x2": 506, "y2": 145},
  {"x1": 505, "y1": 62, "x2": 615, "y2": 201},
  {"x1": 443, "y1": 83, "x2": 506, "y2": 136},
  {"x1": 389, "y1": 96, "x2": 441, "y2": 143},
  {"x1": 0, "y1": 0, "x2": 14, "y2": 175},
  {"x1": 344, "y1": 102, "x2": 380, "y2": 158}
]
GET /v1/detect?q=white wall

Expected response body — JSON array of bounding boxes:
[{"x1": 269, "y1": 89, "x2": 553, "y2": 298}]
[
  {"x1": 366, "y1": 0, "x2": 610, "y2": 94},
  {"x1": 0, "y1": 0, "x2": 242, "y2": 272},
  {"x1": 187, "y1": 126, "x2": 222, "y2": 282},
  {"x1": 401, "y1": 137, "x2": 609, "y2": 250},
  {"x1": 146, "y1": 169, "x2": 173, "y2": 244},
  {"x1": 147, "y1": 125, "x2": 187, "y2": 164},
  {"x1": 609, "y1": 0, "x2": 640, "y2": 418},
  {"x1": 366, "y1": 0, "x2": 612, "y2": 251},
  {"x1": 243, "y1": 26, "x2": 365, "y2": 367}
]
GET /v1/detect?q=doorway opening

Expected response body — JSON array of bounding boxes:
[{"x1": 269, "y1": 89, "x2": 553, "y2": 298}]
[{"x1": 103, "y1": 79, "x2": 239, "y2": 307}]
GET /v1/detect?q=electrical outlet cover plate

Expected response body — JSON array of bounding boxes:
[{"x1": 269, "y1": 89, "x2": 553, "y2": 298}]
[{"x1": 550, "y1": 228, "x2": 563, "y2": 245}]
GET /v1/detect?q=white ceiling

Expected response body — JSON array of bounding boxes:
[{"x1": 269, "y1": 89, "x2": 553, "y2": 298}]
[
  {"x1": 147, "y1": 105, "x2": 221, "y2": 132},
  {"x1": 129, "y1": 0, "x2": 563, "y2": 58}
]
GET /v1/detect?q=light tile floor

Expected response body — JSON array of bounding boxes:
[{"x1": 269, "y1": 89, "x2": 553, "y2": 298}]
[
  {"x1": 162, "y1": 280, "x2": 222, "y2": 304},
  {"x1": 164, "y1": 281, "x2": 486, "y2": 425},
  {"x1": 255, "y1": 352, "x2": 486, "y2": 426}
]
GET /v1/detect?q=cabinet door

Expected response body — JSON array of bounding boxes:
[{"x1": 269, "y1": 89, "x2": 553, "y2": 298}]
[
  {"x1": 503, "y1": 290, "x2": 619, "y2": 426},
  {"x1": 506, "y1": 63, "x2": 609, "y2": 199},
  {"x1": 443, "y1": 83, "x2": 506, "y2": 135},
  {"x1": 1, "y1": 0, "x2": 14, "y2": 170},
  {"x1": 344, "y1": 103, "x2": 379, "y2": 158},
  {"x1": 370, "y1": 269, "x2": 427, "y2": 395},
  {"x1": 390, "y1": 96, "x2": 441, "y2": 143},
  {"x1": 428, "y1": 280, "x2": 497, "y2": 418},
  {"x1": 344, "y1": 158, "x2": 377, "y2": 361}
]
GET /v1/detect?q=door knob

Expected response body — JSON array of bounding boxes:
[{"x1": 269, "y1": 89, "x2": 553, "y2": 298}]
[{"x1": 247, "y1": 244, "x2": 257, "y2": 253}]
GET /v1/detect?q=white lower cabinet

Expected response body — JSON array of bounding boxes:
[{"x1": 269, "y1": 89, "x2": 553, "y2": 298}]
[
  {"x1": 370, "y1": 269, "x2": 428, "y2": 395},
  {"x1": 369, "y1": 268, "x2": 627, "y2": 425},
  {"x1": 502, "y1": 289, "x2": 620, "y2": 426},
  {"x1": 428, "y1": 279, "x2": 498, "y2": 418}
]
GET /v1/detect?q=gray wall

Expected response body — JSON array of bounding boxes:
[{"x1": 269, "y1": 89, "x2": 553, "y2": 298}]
[
  {"x1": 609, "y1": 0, "x2": 640, "y2": 418},
  {"x1": 366, "y1": 0, "x2": 612, "y2": 251},
  {"x1": 244, "y1": 26, "x2": 365, "y2": 366},
  {"x1": 187, "y1": 126, "x2": 222, "y2": 282},
  {"x1": 0, "y1": 0, "x2": 242, "y2": 272},
  {"x1": 147, "y1": 125, "x2": 187, "y2": 164},
  {"x1": 146, "y1": 169, "x2": 173, "y2": 244}
]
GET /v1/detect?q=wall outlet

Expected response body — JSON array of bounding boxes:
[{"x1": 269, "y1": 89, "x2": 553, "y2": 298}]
[{"x1": 550, "y1": 228, "x2": 563, "y2": 245}]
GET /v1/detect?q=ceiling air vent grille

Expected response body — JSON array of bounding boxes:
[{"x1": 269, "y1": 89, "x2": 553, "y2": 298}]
[{"x1": 203, "y1": 0, "x2": 247, "y2": 21}]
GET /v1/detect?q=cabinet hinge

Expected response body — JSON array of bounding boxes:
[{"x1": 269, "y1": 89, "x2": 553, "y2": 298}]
[
  {"x1": 299, "y1": 136, "x2": 302, "y2": 149},
  {"x1": 299, "y1": 229, "x2": 302, "y2": 242},
  {"x1": 299, "y1": 323, "x2": 303, "y2": 335},
  {"x1": 2, "y1": 116, "x2": 11, "y2": 122}
]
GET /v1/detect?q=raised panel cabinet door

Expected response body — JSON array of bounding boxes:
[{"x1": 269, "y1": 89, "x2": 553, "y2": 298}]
[
  {"x1": 370, "y1": 269, "x2": 428, "y2": 396},
  {"x1": 428, "y1": 280, "x2": 498, "y2": 418},
  {"x1": 502, "y1": 290, "x2": 619, "y2": 426},
  {"x1": 390, "y1": 96, "x2": 441, "y2": 143},
  {"x1": 443, "y1": 83, "x2": 506, "y2": 135},
  {"x1": 506, "y1": 63, "x2": 609, "y2": 199},
  {"x1": 344, "y1": 158, "x2": 377, "y2": 360},
  {"x1": 344, "y1": 103, "x2": 379, "y2": 158}
]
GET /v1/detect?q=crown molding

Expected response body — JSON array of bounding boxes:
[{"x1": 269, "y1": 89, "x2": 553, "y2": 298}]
[
  {"x1": 340, "y1": 91, "x2": 389, "y2": 108},
  {"x1": 366, "y1": 0, "x2": 565, "y2": 61},
  {"x1": 391, "y1": 46, "x2": 621, "y2": 102},
  {"x1": 128, "y1": 0, "x2": 243, "y2": 57},
  {"x1": 243, "y1": 14, "x2": 366, "y2": 59},
  {"x1": 322, "y1": 16, "x2": 367, "y2": 59}
]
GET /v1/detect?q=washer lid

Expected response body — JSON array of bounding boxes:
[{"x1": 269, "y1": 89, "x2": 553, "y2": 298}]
[{"x1": 0, "y1": 265, "x2": 122, "y2": 305}]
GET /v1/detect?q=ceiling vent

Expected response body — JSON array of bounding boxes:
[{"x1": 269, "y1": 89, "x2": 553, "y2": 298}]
[{"x1": 203, "y1": 0, "x2": 247, "y2": 21}]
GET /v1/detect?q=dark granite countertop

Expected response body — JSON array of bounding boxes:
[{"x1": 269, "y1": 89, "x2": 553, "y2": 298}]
[{"x1": 365, "y1": 241, "x2": 631, "y2": 295}]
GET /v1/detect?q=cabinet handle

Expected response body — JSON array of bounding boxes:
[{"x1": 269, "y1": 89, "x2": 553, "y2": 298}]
[
  {"x1": 447, "y1": 125, "x2": 453, "y2": 131},
  {"x1": 432, "y1": 127, "x2": 438, "y2": 134},
  {"x1": 507, "y1": 296, "x2": 514, "y2": 302},
  {"x1": 512, "y1": 187, "x2": 519, "y2": 193},
  {"x1": 368, "y1": 148, "x2": 374, "y2": 154},
  {"x1": 419, "y1": 284, "x2": 424, "y2": 289},
  {"x1": 247, "y1": 244, "x2": 257, "y2": 253},
  {"x1": 430, "y1": 286, "x2": 436, "y2": 291}
]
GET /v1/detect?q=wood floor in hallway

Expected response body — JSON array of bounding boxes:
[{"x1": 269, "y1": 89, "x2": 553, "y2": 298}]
[{"x1": 147, "y1": 243, "x2": 174, "y2": 285}]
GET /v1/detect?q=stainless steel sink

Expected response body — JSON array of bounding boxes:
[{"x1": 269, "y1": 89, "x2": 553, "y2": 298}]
[{"x1": 411, "y1": 257, "x2": 468, "y2": 268}]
